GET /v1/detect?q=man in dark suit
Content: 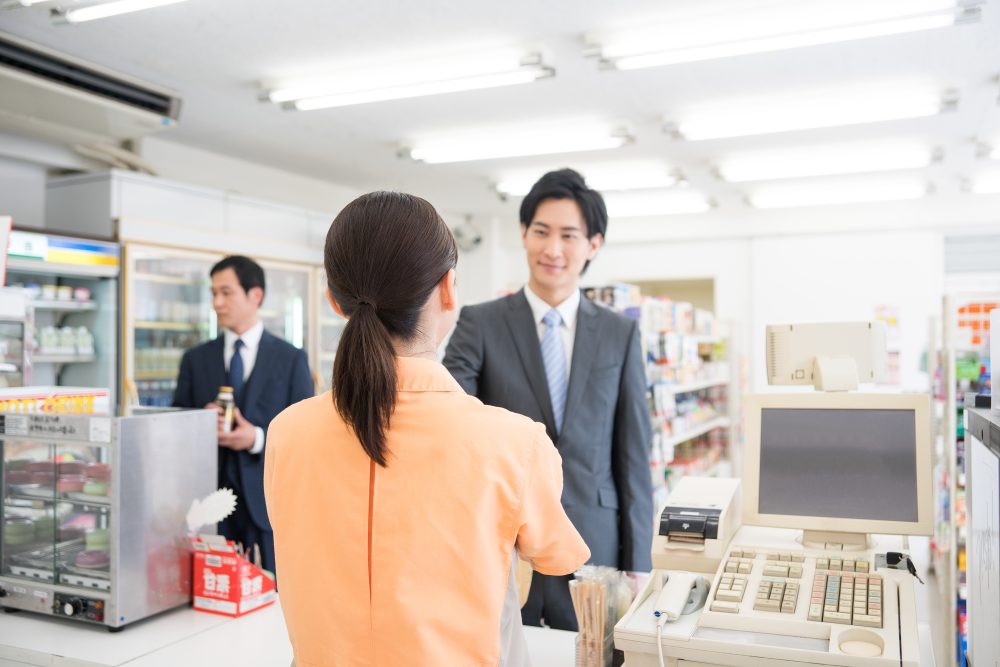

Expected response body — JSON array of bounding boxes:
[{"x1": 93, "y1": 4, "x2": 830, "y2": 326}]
[
  {"x1": 443, "y1": 169, "x2": 653, "y2": 631},
  {"x1": 173, "y1": 255, "x2": 313, "y2": 574}
]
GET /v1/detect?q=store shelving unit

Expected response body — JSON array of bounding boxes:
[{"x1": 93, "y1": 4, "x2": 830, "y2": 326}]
[
  {"x1": 934, "y1": 293, "x2": 996, "y2": 667},
  {"x1": 5, "y1": 230, "x2": 119, "y2": 402},
  {"x1": 585, "y1": 283, "x2": 741, "y2": 513}
]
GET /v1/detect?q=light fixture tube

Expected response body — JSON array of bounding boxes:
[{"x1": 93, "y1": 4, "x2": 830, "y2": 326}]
[
  {"x1": 60, "y1": 0, "x2": 190, "y2": 23},
  {"x1": 671, "y1": 87, "x2": 952, "y2": 140},
  {"x1": 594, "y1": 0, "x2": 976, "y2": 70},
  {"x1": 717, "y1": 143, "x2": 936, "y2": 182},
  {"x1": 603, "y1": 190, "x2": 712, "y2": 217},
  {"x1": 406, "y1": 128, "x2": 631, "y2": 164},
  {"x1": 970, "y1": 171, "x2": 1000, "y2": 194},
  {"x1": 267, "y1": 53, "x2": 553, "y2": 110},
  {"x1": 496, "y1": 168, "x2": 677, "y2": 197},
  {"x1": 748, "y1": 177, "x2": 928, "y2": 209},
  {"x1": 292, "y1": 70, "x2": 545, "y2": 111}
]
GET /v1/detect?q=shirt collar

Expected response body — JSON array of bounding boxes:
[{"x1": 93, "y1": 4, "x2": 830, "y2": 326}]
[
  {"x1": 396, "y1": 357, "x2": 464, "y2": 393},
  {"x1": 224, "y1": 320, "x2": 264, "y2": 352},
  {"x1": 524, "y1": 285, "x2": 580, "y2": 330}
]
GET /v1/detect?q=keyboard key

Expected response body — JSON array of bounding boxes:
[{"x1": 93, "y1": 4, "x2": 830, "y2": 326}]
[
  {"x1": 779, "y1": 553, "x2": 791, "y2": 562},
  {"x1": 792, "y1": 554, "x2": 805, "y2": 562},
  {"x1": 742, "y1": 549, "x2": 756, "y2": 557},
  {"x1": 738, "y1": 563, "x2": 752, "y2": 574},
  {"x1": 764, "y1": 565, "x2": 789, "y2": 577},
  {"x1": 725, "y1": 561, "x2": 738, "y2": 573},
  {"x1": 808, "y1": 604, "x2": 823, "y2": 621},
  {"x1": 856, "y1": 561, "x2": 870, "y2": 572},
  {"x1": 767, "y1": 552, "x2": 780, "y2": 560},
  {"x1": 842, "y1": 560, "x2": 855, "y2": 571},
  {"x1": 817, "y1": 559, "x2": 829, "y2": 570},
  {"x1": 716, "y1": 589, "x2": 743, "y2": 602},
  {"x1": 711, "y1": 601, "x2": 740, "y2": 613},
  {"x1": 789, "y1": 565, "x2": 803, "y2": 578},
  {"x1": 830, "y1": 559, "x2": 842, "y2": 570},
  {"x1": 754, "y1": 599, "x2": 781, "y2": 612},
  {"x1": 854, "y1": 614, "x2": 882, "y2": 628},
  {"x1": 825, "y1": 611, "x2": 851, "y2": 624}
]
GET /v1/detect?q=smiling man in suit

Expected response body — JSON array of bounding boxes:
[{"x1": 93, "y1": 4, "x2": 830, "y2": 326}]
[
  {"x1": 443, "y1": 169, "x2": 653, "y2": 631},
  {"x1": 173, "y1": 255, "x2": 313, "y2": 575}
]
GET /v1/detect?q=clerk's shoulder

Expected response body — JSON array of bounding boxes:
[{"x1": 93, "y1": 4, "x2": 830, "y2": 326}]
[{"x1": 270, "y1": 392, "x2": 334, "y2": 432}]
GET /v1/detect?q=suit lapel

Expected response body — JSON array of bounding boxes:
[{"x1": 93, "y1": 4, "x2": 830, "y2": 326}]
[
  {"x1": 504, "y1": 290, "x2": 556, "y2": 434},
  {"x1": 240, "y1": 330, "x2": 277, "y2": 412},
  {"x1": 208, "y1": 336, "x2": 226, "y2": 399},
  {"x1": 564, "y1": 295, "x2": 601, "y2": 431}
]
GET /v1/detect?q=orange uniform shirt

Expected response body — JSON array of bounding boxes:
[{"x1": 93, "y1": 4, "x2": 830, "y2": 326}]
[{"x1": 264, "y1": 357, "x2": 590, "y2": 667}]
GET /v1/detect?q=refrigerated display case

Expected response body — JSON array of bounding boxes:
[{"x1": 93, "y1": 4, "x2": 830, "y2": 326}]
[
  {"x1": 122, "y1": 244, "x2": 316, "y2": 408},
  {"x1": 5, "y1": 231, "x2": 119, "y2": 405},
  {"x1": 0, "y1": 408, "x2": 216, "y2": 628}
]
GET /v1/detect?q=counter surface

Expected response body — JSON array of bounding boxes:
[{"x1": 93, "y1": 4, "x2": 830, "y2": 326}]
[{"x1": 0, "y1": 600, "x2": 575, "y2": 666}]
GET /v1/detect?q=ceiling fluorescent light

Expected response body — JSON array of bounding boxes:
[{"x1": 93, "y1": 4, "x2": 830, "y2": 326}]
[
  {"x1": 748, "y1": 177, "x2": 928, "y2": 209},
  {"x1": 405, "y1": 127, "x2": 631, "y2": 164},
  {"x1": 59, "y1": 0, "x2": 190, "y2": 23},
  {"x1": 970, "y1": 171, "x2": 1000, "y2": 194},
  {"x1": 604, "y1": 190, "x2": 712, "y2": 217},
  {"x1": 496, "y1": 166, "x2": 677, "y2": 197},
  {"x1": 671, "y1": 85, "x2": 953, "y2": 140},
  {"x1": 718, "y1": 142, "x2": 937, "y2": 182},
  {"x1": 267, "y1": 53, "x2": 552, "y2": 111},
  {"x1": 592, "y1": 0, "x2": 978, "y2": 70}
]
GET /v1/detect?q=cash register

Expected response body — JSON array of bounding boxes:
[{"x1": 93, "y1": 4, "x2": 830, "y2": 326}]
[{"x1": 616, "y1": 322, "x2": 932, "y2": 666}]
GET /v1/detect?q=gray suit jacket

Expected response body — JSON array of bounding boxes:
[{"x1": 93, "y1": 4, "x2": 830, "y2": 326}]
[{"x1": 443, "y1": 289, "x2": 653, "y2": 572}]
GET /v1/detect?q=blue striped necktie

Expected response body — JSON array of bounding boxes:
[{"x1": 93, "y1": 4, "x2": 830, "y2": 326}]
[
  {"x1": 541, "y1": 308, "x2": 568, "y2": 434},
  {"x1": 229, "y1": 338, "x2": 245, "y2": 396}
]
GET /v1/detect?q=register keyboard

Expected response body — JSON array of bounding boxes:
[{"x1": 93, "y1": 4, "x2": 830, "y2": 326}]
[{"x1": 699, "y1": 546, "x2": 896, "y2": 640}]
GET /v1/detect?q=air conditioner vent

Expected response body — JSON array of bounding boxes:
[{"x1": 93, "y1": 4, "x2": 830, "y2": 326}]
[{"x1": 0, "y1": 35, "x2": 179, "y2": 118}]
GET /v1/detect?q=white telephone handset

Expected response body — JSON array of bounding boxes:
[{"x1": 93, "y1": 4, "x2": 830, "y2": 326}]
[
  {"x1": 653, "y1": 571, "x2": 710, "y2": 667},
  {"x1": 654, "y1": 571, "x2": 709, "y2": 622}
]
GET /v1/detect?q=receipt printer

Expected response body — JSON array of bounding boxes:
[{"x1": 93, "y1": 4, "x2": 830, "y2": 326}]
[{"x1": 652, "y1": 477, "x2": 741, "y2": 574}]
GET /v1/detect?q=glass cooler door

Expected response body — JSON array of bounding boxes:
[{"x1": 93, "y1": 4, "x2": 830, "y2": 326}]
[
  {"x1": 314, "y1": 268, "x2": 345, "y2": 393},
  {"x1": 123, "y1": 244, "x2": 217, "y2": 408},
  {"x1": 257, "y1": 259, "x2": 313, "y2": 365}
]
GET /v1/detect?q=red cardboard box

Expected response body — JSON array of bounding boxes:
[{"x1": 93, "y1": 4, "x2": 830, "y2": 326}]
[{"x1": 190, "y1": 535, "x2": 275, "y2": 617}]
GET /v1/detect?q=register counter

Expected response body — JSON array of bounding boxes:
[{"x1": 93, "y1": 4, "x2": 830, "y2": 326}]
[{"x1": 0, "y1": 598, "x2": 575, "y2": 666}]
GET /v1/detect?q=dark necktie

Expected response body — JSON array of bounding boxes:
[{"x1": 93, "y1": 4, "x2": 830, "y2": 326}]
[{"x1": 229, "y1": 338, "x2": 245, "y2": 396}]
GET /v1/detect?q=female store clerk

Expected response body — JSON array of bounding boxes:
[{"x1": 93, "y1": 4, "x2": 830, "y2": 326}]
[{"x1": 264, "y1": 191, "x2": 590, "y2": 667}]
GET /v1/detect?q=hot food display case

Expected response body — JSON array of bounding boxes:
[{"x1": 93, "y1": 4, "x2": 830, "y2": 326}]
[{"x1": 0, "y1": 408, "x2": 215, "y2": 629}]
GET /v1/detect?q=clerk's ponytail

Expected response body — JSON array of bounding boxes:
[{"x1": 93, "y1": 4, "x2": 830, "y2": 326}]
[{"x1": 324, "y1": 192, "x2": 457, "y2": 466}]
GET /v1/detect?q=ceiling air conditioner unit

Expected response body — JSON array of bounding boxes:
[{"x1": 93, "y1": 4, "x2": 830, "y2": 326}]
[{"x1": 0, "y1": 32, "x2": 181, "y2": 165}]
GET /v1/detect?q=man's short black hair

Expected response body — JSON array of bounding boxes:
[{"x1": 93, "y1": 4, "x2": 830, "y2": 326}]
[
  {"x1": 519, "y1": 168, "x2": 608, "y2": 241},
  {"x1": 210, "y1": 255, "x2": 266, "y2": 299}
]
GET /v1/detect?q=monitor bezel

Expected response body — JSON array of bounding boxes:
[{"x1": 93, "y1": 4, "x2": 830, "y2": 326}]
[{"x1": 743, "y1": 392, "x2": 932, "y2": 536}]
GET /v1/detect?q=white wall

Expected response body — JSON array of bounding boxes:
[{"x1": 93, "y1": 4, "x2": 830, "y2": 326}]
[{"x1": 750, "y1": 230, "x2": 943, "y2": 392}]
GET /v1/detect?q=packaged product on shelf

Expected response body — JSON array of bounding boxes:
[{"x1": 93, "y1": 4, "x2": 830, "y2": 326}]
[{"x1": 76, "y1": 327, "x2": 95, "y2": 355}]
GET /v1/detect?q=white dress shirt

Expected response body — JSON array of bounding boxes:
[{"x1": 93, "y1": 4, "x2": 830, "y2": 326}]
[
  {"x1": 223, "y1": 320, "x2": 266, "y2": 454},
  {"x1": 523, "y1": 285, "x2": 579, "y2": 372}
]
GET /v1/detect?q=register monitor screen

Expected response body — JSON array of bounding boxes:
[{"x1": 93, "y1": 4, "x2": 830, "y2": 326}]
[{"x1": 743, "y1": 393, "x2": 932, "y2": 536}]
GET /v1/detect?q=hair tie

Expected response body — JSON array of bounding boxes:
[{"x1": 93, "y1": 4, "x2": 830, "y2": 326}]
[{"x1": 357, "y1": 299, "x2": 376, "y2": 308}]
